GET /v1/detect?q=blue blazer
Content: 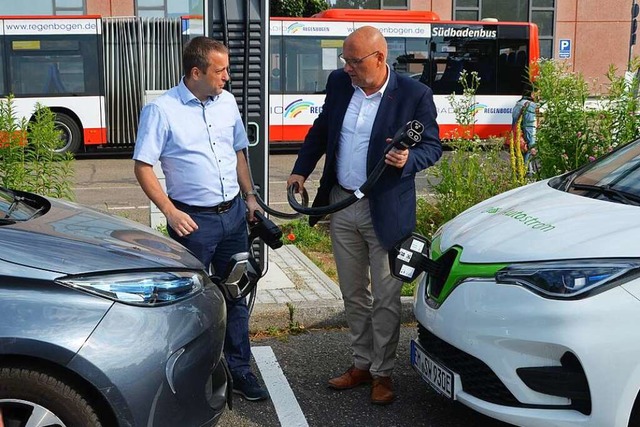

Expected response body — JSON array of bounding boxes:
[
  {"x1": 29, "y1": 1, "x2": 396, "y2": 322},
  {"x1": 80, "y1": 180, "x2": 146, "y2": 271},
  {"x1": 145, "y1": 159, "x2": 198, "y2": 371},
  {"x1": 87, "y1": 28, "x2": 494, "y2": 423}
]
[{"x1": 292, "y1": 69, "x2": 442, "y2": 250}]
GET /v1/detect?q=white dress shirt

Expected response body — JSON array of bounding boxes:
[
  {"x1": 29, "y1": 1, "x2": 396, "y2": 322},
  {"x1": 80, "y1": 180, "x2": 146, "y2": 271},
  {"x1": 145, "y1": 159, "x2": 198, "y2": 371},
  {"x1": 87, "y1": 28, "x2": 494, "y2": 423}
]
[
  {"x1": 336, "y1": 68, "x2": 390, "y2": 191},
  {"x1": 133, "y1": 78, "x2": 249, "y2": 206}
]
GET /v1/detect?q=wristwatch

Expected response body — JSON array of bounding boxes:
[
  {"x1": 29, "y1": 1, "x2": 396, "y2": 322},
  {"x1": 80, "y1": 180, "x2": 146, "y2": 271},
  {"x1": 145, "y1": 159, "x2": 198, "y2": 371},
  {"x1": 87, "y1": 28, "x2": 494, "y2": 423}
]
[{"x1": 243, "y1": 190, "x2": 258, "y2": 199}]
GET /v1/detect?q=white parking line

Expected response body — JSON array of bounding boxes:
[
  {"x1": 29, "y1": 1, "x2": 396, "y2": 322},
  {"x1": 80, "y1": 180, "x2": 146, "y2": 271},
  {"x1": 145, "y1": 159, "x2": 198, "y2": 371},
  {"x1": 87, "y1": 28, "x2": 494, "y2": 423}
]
[
  {"x1": 252, "y1": 346, "x2": 309, "y2": 427},
  {"x1": 106, "y1": 206, "x2": 149, "y2": 210}
]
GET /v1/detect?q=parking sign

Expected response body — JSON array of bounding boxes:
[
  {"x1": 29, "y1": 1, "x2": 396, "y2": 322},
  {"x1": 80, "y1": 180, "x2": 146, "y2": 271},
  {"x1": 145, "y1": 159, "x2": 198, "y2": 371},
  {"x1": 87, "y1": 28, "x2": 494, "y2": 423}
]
[{"x1": 559, "y1": 39, "x2": 571, "y2": 58}]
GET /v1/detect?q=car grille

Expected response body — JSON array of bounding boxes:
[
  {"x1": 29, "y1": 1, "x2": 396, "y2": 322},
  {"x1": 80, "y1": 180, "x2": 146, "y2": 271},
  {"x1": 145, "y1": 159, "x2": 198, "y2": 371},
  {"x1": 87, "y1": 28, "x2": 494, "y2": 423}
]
[
  {"x1": 417, "y1": 324, "x2": 520, "y2": 406},
  {"x1": 427, "y1": 248, "x2": 459, "y2": 299}
]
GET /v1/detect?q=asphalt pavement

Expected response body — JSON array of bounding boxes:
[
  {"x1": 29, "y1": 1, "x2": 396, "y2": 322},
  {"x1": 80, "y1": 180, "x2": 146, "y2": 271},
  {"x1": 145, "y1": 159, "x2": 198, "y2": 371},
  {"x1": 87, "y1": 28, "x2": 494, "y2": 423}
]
[{"x1": 218, "y1": 326, "x2": 511, "y2": 427}]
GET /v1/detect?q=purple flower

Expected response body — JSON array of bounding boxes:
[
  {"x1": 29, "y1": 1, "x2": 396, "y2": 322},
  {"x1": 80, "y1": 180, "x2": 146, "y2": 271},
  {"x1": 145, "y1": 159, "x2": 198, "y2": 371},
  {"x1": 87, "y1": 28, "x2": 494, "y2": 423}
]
[
  {"x1": 588, "y1": 156, "x2": 596, "y2": 162},
  {"x1": 577, "y1": 131, "x2": 582, "y2": 138}
]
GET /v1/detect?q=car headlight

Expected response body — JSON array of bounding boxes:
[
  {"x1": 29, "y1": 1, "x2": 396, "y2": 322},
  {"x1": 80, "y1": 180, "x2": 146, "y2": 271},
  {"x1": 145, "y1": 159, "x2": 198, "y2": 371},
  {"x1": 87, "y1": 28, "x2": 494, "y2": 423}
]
[
  {"x1": 495, "y1": 260, "x2": 640, "y2": 298},
  {"x1": 57, "y1": 270, "x2": 208, "y2": 306}
]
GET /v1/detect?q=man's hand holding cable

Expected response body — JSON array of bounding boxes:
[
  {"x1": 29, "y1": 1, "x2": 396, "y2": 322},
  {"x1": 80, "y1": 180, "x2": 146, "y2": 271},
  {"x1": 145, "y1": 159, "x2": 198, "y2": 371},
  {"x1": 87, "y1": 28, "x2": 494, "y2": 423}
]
[
  {"x1": 244, "y1": 193, "x2": 262, "y2": 222},
  {"x1": 287, "y1": 174, "x2": 306, "y2": 194},
  {"x1": 385, "y1": 146, "x2": 409, "y2": 168}
]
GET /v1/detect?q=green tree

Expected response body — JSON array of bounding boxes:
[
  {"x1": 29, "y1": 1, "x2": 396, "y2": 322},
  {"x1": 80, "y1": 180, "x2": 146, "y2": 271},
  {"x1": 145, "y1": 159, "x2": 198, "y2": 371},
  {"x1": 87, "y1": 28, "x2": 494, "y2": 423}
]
[
  {"x1": 270, "y1": 0, "x2": 329, "y2": 17},
  {"x1": 532, "y1": 59, "x2": 640, "y2": 178}
]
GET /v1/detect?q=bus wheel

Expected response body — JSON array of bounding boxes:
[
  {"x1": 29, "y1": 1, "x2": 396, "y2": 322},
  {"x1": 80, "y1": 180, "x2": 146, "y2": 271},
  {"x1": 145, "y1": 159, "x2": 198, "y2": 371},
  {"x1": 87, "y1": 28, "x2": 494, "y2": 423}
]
[{"x1": 53, "y1": 113, "x2": 82, "y2": 154}]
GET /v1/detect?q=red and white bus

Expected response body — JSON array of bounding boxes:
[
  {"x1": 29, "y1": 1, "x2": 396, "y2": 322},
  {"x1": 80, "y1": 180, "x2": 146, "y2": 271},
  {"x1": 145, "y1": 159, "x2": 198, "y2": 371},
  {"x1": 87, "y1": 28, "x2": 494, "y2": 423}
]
[
  {"x1": 269, "y1": 9, "x2": 540, "y2": 146},
  {"x1": 0, "y1": 15, "x2": 183, "y2": 154},
  {"x1": 0, "y1": 15, "x2": 106, "y2": 153}
]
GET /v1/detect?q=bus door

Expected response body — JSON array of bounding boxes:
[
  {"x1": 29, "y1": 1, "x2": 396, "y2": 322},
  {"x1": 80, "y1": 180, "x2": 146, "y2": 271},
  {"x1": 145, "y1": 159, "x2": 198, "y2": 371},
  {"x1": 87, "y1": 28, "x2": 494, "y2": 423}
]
[{"x1": 269, "y1": 20, "x2": 283, "y2": 143}]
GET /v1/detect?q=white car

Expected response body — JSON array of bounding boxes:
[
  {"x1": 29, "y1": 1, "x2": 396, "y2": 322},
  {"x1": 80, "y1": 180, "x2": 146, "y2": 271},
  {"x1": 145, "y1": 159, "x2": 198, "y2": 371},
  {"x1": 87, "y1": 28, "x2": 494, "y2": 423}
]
[{"x1": 410, "y1": 139, "x2": 640, "y2": 427}]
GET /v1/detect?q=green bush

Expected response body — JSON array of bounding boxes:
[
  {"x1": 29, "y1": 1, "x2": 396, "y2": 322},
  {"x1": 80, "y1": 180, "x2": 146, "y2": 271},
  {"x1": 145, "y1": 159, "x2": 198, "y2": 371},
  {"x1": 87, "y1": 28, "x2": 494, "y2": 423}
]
[
  {"x1": 533, "y1": 59, "x2": 640, "y2": 178},
  {"x1": 427, "y1": 139, "x2": 514, "y2": 229},
  {"x1": 0, "y1": 96, "x2": 75, "y2": 200}
]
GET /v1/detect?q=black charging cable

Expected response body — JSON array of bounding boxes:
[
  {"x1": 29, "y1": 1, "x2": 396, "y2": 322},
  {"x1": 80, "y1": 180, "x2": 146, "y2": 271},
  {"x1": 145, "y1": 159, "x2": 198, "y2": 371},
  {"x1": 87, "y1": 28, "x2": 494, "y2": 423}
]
[
  {"x1": 286, "y1": 120, "x2": 424, "y2": 217},
  {"x1": 241, "y1": 148, "x2": 308, "y2": 219}
]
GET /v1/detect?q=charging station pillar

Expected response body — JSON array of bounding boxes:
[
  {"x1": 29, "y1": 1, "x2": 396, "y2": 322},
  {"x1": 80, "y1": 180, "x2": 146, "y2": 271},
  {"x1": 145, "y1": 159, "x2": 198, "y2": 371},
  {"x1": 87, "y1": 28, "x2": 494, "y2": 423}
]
[{"x1": 205, "y1": 0, "x2": 269, "y2": 270}]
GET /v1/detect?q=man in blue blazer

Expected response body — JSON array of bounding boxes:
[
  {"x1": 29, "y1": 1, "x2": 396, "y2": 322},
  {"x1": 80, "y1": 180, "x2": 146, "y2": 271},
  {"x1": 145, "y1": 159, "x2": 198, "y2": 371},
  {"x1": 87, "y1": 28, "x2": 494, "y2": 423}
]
[{"x1": 287, "y1": 26, "x2": 442, "y2": 405}]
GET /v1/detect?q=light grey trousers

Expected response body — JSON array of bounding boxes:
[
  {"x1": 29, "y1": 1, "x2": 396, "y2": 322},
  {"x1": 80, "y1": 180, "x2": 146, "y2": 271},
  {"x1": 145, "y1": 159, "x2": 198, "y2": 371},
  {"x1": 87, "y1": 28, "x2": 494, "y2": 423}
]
[{"x1": 329, "y1": 186, "x2": 404, "y2": 377}]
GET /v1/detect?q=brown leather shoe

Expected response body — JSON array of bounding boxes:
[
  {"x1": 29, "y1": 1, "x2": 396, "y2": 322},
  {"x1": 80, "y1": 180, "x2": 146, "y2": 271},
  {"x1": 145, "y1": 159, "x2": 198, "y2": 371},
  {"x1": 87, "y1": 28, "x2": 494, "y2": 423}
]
[
  {"x1": 371, "y1": 376, "x2": 395, "y2": 405},
  {"x1": 328, "y1": 366, "x2": 372, "y2": 390}
]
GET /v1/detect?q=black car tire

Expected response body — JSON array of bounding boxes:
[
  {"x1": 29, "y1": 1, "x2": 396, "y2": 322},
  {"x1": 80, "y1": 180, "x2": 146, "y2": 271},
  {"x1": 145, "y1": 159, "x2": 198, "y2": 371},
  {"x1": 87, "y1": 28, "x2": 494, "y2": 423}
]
[{"x1": 0, "y1": 367, "x2": 102, "y2": 427}]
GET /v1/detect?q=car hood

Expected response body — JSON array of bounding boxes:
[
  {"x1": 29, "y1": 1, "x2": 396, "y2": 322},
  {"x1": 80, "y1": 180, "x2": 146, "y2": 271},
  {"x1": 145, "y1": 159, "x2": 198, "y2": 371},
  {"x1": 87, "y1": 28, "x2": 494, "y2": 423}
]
[
  {"x1": 438, "y1": 180, "x2": 640, "y2": 263},
  {"x1": 0, "y1": 198, "x2": 203, "y2": 274}
]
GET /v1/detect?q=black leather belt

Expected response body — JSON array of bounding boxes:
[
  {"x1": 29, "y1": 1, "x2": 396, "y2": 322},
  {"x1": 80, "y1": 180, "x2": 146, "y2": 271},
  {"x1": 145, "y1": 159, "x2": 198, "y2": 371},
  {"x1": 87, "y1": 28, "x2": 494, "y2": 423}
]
[{"x1": 170, "y1": 195, "x2": 237, "y2": 214}]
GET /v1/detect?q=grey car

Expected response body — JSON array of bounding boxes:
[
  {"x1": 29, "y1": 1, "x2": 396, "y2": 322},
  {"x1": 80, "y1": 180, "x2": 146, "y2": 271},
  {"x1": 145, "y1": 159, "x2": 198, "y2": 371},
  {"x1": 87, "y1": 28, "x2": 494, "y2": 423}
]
[{"x1": 0, "y1": 187, "x2": 230, "y2": 426}]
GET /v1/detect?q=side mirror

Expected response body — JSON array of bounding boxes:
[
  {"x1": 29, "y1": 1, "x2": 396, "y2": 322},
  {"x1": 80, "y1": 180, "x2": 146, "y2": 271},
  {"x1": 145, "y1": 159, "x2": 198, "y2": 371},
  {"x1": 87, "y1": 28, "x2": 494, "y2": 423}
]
[
  {"x1": 210, "y1": 252, "x2": 260, "y2": 301},
  {"x1": 388, "y1": 233, "x2": 431, "y2": 282}
]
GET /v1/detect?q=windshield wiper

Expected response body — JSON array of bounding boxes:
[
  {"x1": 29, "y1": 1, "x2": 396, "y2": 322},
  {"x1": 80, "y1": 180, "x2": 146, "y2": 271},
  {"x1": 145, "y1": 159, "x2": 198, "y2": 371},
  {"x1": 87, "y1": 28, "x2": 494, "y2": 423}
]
[
  {"x1": 569, "y1": 183, "x2": 640, "y2": 206},
  {"x1": 3, "y1": 195, "x2": 25, "y2": 219},
  {"x1": 25, "y1": 206, "x2": 46, "y2": 220},
  {"x1": 3, "y1": 194, "x2": 42, "y2": 220}
]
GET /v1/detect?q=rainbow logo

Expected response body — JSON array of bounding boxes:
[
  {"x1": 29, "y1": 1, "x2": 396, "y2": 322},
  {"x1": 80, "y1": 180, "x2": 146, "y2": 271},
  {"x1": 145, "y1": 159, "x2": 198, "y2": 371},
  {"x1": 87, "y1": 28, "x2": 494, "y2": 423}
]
[
  {"x1": 286, "y1": 23, "x2": 305, "y2": 33},
  {"x1": 284, "y1": 99, "x2": 314, "y2": 118},
  {"x1": 470, "y1": 103, "x2": 488, "y2": 115}
]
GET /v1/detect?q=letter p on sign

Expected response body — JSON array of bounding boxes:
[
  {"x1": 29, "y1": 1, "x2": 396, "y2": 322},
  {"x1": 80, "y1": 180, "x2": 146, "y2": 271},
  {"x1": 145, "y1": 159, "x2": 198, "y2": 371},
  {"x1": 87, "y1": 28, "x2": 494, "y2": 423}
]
[{"x1": 559, "y1": 39, "x2": 571, "y2": 58}]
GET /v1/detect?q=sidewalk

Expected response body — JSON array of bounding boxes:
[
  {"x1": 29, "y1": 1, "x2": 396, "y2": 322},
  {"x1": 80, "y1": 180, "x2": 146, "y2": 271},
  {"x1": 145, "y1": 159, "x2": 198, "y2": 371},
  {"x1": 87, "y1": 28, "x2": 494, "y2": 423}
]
[{"x1": 249, "y1": 244, "x2": 416, "y2": 332}]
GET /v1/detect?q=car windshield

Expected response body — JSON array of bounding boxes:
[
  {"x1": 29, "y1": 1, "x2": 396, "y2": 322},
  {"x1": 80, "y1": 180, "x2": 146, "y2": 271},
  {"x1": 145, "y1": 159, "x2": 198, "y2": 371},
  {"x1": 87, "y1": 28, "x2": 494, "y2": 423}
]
[
  {"x1": 551, "y1": 138, "x2": 640, "y2": 205},
  {"x1": 0, "y1": 188, "x2": 47, "y2": 223}
]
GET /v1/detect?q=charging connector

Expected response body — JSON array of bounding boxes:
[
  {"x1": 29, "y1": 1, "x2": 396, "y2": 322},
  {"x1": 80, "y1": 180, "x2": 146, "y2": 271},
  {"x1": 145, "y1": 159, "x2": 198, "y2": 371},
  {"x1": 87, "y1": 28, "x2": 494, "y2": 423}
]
[{"x1": 249, "y1": 211, "x2": 283, "y2": 249}]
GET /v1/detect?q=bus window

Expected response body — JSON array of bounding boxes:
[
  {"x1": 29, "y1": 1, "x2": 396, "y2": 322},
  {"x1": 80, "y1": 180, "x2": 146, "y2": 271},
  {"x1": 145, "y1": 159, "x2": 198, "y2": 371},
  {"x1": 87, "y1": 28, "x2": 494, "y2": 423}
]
[
  {"x1": 270, "y1": 35, "x2": 282, "y2": 92},
  {"x1": 7, "y1": 36, "x2": 101, "y2": 96},
  {"x1": 426, "y1": 24, "x2": 499, "y2": 95},
  {"x1": 497, "y1": 25, "x2": 531, "y2": 95},
  {"x1": 387, "y1": 37, "x2": 430, "y2": 81},
  {"x1": 282, "y1": 36, "x2": 343, "y2": 94}
]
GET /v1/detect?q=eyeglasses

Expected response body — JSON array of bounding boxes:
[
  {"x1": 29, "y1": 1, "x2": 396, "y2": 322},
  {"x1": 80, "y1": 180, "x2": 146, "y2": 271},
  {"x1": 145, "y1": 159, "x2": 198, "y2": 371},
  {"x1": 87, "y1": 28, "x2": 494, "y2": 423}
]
[{"x1": 338, "y1": 51, "x2": 380, "y2": 66}]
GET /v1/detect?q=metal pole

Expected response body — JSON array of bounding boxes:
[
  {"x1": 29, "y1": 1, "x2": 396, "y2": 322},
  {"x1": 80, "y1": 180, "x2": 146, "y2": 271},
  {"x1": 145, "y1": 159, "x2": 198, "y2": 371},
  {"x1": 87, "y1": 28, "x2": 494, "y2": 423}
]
[{"x1": 629, "y1": 0, "x2": 638, "y2": 69}]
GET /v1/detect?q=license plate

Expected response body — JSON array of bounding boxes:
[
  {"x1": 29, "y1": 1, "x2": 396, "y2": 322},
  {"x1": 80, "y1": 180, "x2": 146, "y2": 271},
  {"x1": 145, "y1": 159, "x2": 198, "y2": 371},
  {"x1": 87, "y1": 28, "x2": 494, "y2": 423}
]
[{"x1": 410, "y1": 339, "x2": 455, "y2": 399}]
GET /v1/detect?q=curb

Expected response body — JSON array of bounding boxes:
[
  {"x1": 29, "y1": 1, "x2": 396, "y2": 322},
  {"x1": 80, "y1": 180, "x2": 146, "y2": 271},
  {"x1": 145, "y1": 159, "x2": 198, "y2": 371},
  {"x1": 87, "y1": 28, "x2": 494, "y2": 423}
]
[{"x1": 249, "y1": 296, "x2": 416, "y2": 333}]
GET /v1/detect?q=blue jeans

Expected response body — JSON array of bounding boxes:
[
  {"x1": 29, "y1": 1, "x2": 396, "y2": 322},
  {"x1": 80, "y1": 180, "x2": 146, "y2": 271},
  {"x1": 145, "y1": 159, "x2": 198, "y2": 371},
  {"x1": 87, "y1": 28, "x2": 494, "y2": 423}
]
[{"x1": 168, "y1": 196, "x2": 252, "y2": 376}]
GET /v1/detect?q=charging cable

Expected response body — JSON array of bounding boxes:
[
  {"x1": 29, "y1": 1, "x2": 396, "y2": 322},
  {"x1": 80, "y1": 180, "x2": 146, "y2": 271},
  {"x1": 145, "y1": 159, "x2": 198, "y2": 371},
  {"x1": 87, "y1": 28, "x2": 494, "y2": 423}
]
[{"x1": 286, "y1": 120, "x2": 424, "y2": 218}]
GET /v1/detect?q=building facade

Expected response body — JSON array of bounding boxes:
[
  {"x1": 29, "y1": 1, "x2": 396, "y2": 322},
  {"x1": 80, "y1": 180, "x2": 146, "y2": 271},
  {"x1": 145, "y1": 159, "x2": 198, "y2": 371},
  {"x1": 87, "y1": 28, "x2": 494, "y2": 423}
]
[
  {"x1": 1, "y1": 0, "x2": 637, "y2": 82},
  {"x1": 0, "y1": 0, "x2": 196, "y2": 19}
]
